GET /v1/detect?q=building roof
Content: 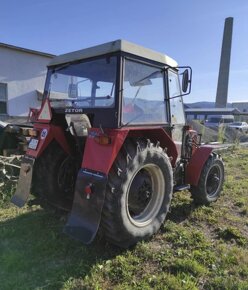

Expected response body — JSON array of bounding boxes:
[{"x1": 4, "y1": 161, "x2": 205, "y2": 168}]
[
  {"x1": 0, "y1": 42, "x2": 55, "y2": 58},
  {"x1": 48, "y1": 39, "x2": 178, "y2": 67},
  {"x1": 185, "y1": 108, "x2": 241, "y2": 115},
  {"x1": 232, "y1": 101, "x2": 248, "y2": 104}
]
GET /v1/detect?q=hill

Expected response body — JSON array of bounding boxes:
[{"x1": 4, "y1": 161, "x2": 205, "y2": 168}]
[{"x1": 185, "y1": 101, "x2": 232, "y2": 108}]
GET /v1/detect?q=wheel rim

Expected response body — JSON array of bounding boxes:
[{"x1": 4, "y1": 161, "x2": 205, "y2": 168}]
[
  {"x1": 206, "y1": 165, "x2": 221, "y2": 197},
  {"x1": 127, "y1": 164, "x2": 165, "y2": 227}
]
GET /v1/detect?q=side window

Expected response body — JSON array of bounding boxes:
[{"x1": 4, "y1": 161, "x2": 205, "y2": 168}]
[
  {"x1": 96, "y1": 81, "x2": 114, "y2": 97},
  {"x1": 95, "y1": 81, "x2": 115, "y2": 107},
  {"x1": 168, "y1": 70, "x2": 185, "y2": 124},
  {"x1": 0, "y1": 83, "x2": 7, "y2": 115},
  {"x1": 77, "y1": 78, "x2": 92, "y2": 97},
  {"x1": 122, "y1": 59, "x2": 167, "y2": 125}
]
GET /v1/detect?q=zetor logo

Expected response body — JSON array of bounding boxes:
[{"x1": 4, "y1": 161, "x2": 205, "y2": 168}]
[{"x1": 65, "y1": 108, "x2": 83, "y2": 113}]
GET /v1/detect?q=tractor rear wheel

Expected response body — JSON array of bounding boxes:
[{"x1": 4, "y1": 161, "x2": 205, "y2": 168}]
[
  {"x1": 32, "y1": 142, "x2": 77, "y2": 210},
  {"x1": 190, "y1": 154, "x2": 224, "y2": 205},
  {"x1": 101, "y1": 139, "x2": 173, "y2": 248}
]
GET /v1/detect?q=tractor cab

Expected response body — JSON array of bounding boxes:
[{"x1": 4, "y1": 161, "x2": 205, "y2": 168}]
[{"x1": 44, "y1": 40, "x2": 190, "y2": 138}]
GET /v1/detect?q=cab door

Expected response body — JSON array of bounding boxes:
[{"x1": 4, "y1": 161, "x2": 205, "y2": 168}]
[{"x1": 168, "y1": 70, "x2": 186, "y2": 157}]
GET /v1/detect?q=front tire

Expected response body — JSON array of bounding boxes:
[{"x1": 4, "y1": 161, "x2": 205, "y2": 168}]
[
  {"x1": 190, "y1": 154, "x2": 224, "y2": 205},
  {"x1": 101, "y1": 139, "x2": 173, "y2": 248}
]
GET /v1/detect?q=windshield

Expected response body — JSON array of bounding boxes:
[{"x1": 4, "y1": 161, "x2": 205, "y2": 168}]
[{"x1": 47, "y1": 56, "x2": 117, "y2": 108}]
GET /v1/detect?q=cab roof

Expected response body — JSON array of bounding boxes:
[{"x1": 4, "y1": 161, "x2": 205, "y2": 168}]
[{"x1": 48, "y1": 39, "x2": 178, "y2": 67}]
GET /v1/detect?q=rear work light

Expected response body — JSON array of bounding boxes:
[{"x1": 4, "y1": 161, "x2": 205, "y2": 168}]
[{"x1": 94, "y1": 135, "x2": 111, "y2": 145}]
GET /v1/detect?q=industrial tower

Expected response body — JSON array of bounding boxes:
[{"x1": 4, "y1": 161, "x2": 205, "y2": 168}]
[{"x1": 215, "y1": 17, "x2": 233, "y2": 108}]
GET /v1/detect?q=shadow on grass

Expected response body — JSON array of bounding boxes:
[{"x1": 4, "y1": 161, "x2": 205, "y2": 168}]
[
  {"x1": 0, "y1": 192, "x2": 201, "y2": 289},
  {"x1": 167, "y1": 196, "x2": 199, "y2": 224},
  {"x1": 0, "y1": 205, "x2": 123, "y2": 290}
]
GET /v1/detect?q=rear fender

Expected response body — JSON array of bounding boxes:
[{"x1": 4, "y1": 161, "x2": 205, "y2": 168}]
[
  {"x1": 185, "y1": 145, "x2": 214, "y2": 186},
  {"x1": 82, "y1": 127, "x2": 178, "y2": 174},
  {"x1": 66, "y1": 127, "x2": 177, "y2": 244},
  {"x1": 26, "y1": 123, "x2": 71, "y2": 158},
  {"x1": 82, "y1": 128, "x2": 129, "y2": 173},
  {"x1": 127, "y1": 127, "x2": 178, "y2": 167}
]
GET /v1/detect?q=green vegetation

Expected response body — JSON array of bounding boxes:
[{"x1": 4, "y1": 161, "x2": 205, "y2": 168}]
[
  {"x1": 217, "y1": 125, "x2": 226, "y2": 143},
  {"x1": 1, "y1": 147, "x2": 248, "y2": 289}
]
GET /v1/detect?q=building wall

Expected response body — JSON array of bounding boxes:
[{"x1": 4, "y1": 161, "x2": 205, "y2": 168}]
[{"x1": 0, "y1": 46, "x2": 53, "y2": 118}]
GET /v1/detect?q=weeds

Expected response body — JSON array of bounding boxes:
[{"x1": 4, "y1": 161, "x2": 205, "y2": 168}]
[
  {"x1": 217, "y1": 125, "x2": 226, "y2": 143},
  {"x1": 216, "y1": 226, "x2": 247, "y2": 246}
]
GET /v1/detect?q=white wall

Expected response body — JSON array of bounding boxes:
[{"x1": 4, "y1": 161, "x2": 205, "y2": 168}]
[{"x1": 0, "y1": 46, "x2": 53, "y2": 117}]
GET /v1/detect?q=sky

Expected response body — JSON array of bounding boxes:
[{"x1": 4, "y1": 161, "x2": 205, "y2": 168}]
[{"x1": 0, "y1": 0, "x2": 248, "y2": 104}]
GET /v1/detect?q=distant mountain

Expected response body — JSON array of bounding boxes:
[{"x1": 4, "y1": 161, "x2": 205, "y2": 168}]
[{"x1": 185, "y1": 101, "x2": 232, "y2": 108}]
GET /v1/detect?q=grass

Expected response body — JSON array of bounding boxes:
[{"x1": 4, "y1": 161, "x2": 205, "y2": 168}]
[{"x1": 1, "y1": 147, "x2": 248, "y2": 289}]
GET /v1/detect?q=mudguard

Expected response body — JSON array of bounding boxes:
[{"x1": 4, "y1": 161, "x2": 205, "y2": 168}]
[
  {"x1": 185, "y1": 145, "x2": 214, "y2": 186},
  {"x1": 11, "y1": 156, "x2": 35, "y2": 207},
  {"x1": 64, "y1": 169, "x2": 107, "y2": 244}
]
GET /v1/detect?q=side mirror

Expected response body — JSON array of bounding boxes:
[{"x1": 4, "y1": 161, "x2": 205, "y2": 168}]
[
  {"x1": 177, "y1": 66, "x2": 192, "y2": 96},
  {"x1": 182, "y1": 69, "x2": 189, "y2": 93}
]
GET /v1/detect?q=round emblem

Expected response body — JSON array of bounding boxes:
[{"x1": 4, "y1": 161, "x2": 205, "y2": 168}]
[{"x1": 41, "y1": 129, "x2": 48, "y2": 139}]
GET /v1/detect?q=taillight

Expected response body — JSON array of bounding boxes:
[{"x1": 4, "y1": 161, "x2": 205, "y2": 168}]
[{"x1": 94, "y1": 135, "x2": 111, "y2": 145}]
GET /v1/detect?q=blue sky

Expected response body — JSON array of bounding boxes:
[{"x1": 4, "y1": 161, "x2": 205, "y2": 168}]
[{"x1": 1, "y1": 0, "x2": 248, "y2": 103}]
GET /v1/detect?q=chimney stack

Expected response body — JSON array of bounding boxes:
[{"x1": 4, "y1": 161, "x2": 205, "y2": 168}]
[{"x1": 215, "y1": 17, "x2": 233, "y2": 108}]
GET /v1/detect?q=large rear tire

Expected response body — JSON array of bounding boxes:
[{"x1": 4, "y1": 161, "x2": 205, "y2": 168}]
[
  {"x1": 101, "y1": 139, "x2": 173, "y2": 248},
  {"x1": 32, "y1": 142, "x2": 77, "y2": 210},
  {"x1": 190, "y1": 153, "x2": 224, "y2": 205}
]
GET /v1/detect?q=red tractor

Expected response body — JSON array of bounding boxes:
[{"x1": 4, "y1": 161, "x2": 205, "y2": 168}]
[{"x1": 12, "y1": 40, "x2": 224, "y2": 248}]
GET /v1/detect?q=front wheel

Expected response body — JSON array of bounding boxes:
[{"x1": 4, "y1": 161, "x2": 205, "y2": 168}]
[
  {"x1": 190, "y1": 154, "x2": 224, "y2": 205},
  {"x1": 101, "y1": 139, "x2": 173, "y2": 248}
]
